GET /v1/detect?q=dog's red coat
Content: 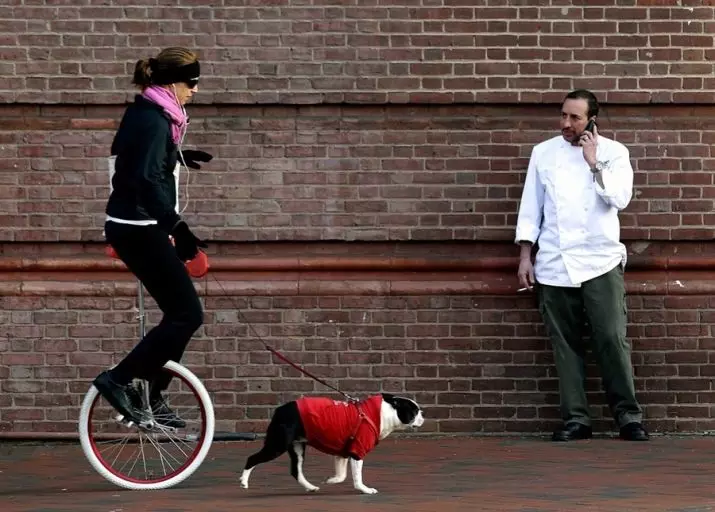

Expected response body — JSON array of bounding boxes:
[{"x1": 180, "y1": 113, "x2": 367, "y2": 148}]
[{"x1": 296, "y1": 395, "x2": 382, "y2": 459}]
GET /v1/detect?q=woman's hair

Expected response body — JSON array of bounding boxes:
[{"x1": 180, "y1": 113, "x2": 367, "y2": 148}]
[{"x1": 132, "y1": 47, "x2": 199, "y2": 88}]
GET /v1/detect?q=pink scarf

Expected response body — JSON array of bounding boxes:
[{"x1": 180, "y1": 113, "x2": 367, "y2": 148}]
[{"x1": 142, "y1": 85, "x2": 187, "y2": 145}]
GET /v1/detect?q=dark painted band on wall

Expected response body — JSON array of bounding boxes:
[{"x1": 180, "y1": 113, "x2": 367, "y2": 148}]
[
  {"x1": 0, "y1": 269, "x2": 710, "y2": 296},
  {"x1": 0, "y1": 254, "x2": 713, "y2": 273}
]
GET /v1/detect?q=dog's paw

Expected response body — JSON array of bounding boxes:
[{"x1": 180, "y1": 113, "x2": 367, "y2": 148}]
[
  {"x1": 325, "y1": 475, "x2": 346, "y2": 485},
  {"x1": 357, "y1": 486, "x2": 378, "y2": 495},
  {"x1": 304, "y1": 485, "x2": 320, "y2": 493}
]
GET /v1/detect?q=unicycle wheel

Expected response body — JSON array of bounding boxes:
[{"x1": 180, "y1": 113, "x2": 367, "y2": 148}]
[{"x1": 78, "y1": 360, "x2": 215, "y2": 490}]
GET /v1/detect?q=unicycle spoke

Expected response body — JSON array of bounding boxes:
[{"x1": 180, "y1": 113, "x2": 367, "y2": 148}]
[
  {"x1": 106, "y1": 437, "x2": 134, "y2": 468},
  {"x1": 139, "y1": 436, "x2": 148, "y2": 479},
  {"x1": 78, "y1": 361, "x2": 215, "y2": 490},
  {"x1": 150, "y1": 425, "x2": 194, "y2": 458},
  {"x1": 118, "y1": 442, "x2": 143, "y2": 477},
  {"x1": 144, "y1": 433, "x2": 182, "y2": 469}
]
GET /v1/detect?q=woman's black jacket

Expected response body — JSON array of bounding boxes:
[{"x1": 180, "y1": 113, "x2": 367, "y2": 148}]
[{"x1": 105, "y1": 94, "x2": 181, "y2": 232}]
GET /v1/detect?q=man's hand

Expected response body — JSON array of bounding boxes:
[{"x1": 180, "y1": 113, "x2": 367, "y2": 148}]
[
  {"x1": 579, "y1": 124, "x2": 598, "y2": 168},
  {"x1": 518, "y1": 257, "x2": 535, "y2": 290},
  {"x1": 517, "y1": 242, "x2": 535, "y2": 290}
]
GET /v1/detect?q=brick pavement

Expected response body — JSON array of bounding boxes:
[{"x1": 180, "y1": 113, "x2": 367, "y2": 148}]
[{"x1": 2, "y1": 435, "x2": 715, "y2": 512}]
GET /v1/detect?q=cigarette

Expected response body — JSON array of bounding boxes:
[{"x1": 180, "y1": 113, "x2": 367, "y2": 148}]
[{"x1": 517, "y1": 287, "x2": 532, "y2": 292}]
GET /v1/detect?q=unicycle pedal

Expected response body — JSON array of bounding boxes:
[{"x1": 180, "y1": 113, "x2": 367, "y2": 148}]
[{"x1": 115, "y1": 412, "x2": 154, "y2": 430}]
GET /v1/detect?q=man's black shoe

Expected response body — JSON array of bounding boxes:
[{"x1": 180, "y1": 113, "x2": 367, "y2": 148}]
[
  {"x1": 619, "y1": 422, "x2": 649, "y2": 441},
  {"x1": 552, "y1": 422, "x2": 593, "y2": 442},
  {"x1": 93, "y1": 371, "x2": 148, "y2": 425}
]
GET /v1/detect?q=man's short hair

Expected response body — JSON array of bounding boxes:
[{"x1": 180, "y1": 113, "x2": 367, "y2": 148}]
[{"x1": 563, "y1": 89, "x2": 599, "y2": 118}]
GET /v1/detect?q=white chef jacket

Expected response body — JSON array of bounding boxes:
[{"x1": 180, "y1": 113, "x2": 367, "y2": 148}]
[{"x1": 514, "y1": 134, "x2": 634, "y2": 288}]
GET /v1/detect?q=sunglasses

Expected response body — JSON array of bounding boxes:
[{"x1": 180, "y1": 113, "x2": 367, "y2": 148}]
[{"x1": 185, "y1": 78, "x2": 199, "y2": 88}]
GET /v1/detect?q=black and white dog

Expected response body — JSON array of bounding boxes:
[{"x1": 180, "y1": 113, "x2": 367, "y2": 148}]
[{"x1": 240, "y1": 393, "x2": 424, "y2": 494}]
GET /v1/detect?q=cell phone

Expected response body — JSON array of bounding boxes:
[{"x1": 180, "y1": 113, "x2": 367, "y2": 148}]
[{"x1": 584, "y1": 119, "x2": 596, "y2": 133}]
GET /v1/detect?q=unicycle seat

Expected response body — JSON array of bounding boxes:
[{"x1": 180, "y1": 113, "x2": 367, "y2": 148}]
[
  {"x1": 105, "y1": 244, "x2": 121, "y2": 260},
  {"x1": 105, "y1": 243, "x2": 209, "y2": 278}
]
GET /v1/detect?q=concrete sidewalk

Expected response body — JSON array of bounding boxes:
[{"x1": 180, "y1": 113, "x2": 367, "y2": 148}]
[{"x1": 1, "y1": 435, "x2": 714, "y2": 511}]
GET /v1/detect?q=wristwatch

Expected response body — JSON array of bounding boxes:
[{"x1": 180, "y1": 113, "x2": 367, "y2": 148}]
[{"x1": 590, "y1": 160, "x2": 608, "y2": 174}]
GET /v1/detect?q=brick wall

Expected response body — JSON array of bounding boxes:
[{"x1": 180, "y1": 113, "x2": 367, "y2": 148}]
[
  {"x1": 4, "y1": 103, "x2": 715, "y2": 243},
  {"x1": 1, "y1": 2, "x2": 715, "y2": 436},
  {"x1": 3, "y1": 252, "x2": 715, "y2": 436},
  {"x1": 2, "y1": 2, "x2": 714, "y2": 105}
]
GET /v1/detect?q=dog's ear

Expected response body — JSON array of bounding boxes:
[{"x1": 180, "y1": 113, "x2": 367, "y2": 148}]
[{"x1": 381, "y1": 392, "x2": 396, "y2": 403}]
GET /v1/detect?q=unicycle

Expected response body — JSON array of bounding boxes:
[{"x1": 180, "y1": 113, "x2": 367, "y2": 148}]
[{"x1": 78, "y1": 247, "x2": 215, "y2": 490}]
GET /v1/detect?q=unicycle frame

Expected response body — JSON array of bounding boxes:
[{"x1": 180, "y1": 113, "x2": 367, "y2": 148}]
[
  {"x1": 133, "y1": 279, "x2": 153, "y2": 424},
  {"x1": 137, "y1": 277, "x2": 147, "y2": 338}
]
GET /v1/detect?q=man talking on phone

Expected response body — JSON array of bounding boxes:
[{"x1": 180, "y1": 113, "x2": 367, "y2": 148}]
[{"x1": 514, "y1": 89, "x2": 648, "y2": 442}]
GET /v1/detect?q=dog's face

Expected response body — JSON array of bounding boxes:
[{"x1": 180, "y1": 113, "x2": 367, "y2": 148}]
[{"x1": 381, "y1": 393, "x2": 424, "y2": 429}]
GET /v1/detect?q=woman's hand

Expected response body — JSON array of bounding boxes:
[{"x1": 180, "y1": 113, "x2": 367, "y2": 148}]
[
  {"x1": 171, "y1": 221, "x2": 208, "y2": 261},
  {"x1": 180, "y1": 150, "x2": 213, "y2": 170}
]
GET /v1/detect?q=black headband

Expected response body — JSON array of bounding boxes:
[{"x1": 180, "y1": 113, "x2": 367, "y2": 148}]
[{"x1": 150, "y1": 59, "x2": 200, "y2": 86}]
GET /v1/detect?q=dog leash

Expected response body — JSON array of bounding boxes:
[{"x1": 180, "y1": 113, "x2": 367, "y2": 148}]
[
  {"x1": 204, "y1": 272, "x2": 359, "y2": 404},
  {"x1": 111, "y1": 242, "x2": 359, "y2": 403},
  {"x1": 204, "y1": 272, "x2": 380, "y2": 454}
]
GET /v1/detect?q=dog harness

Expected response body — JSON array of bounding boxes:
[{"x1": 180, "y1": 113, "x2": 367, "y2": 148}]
[{"x1": 296, "y1": 395, "x2": 382, "y2": 459}]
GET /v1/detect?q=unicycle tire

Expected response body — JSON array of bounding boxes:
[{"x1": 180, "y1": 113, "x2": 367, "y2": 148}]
[{"x1": 78, "y1": 360, "x2": 215, "y2": 490}]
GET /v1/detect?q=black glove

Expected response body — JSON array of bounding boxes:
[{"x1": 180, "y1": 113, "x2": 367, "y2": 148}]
[
  {"x1": 180, "y1": 149, "x2": 213, "y2": 170},
  {"x1": 171, "y1": 221, "x2": 208, "y2": 261}
]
